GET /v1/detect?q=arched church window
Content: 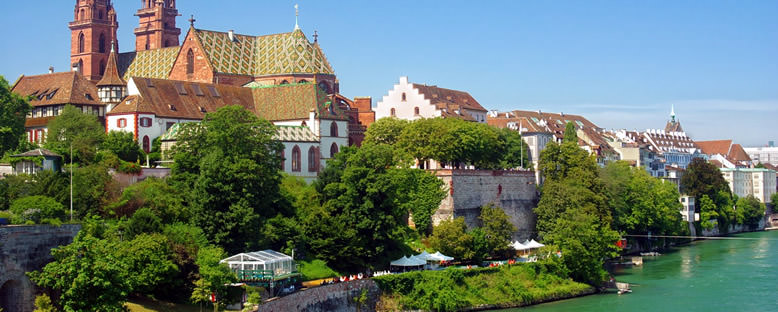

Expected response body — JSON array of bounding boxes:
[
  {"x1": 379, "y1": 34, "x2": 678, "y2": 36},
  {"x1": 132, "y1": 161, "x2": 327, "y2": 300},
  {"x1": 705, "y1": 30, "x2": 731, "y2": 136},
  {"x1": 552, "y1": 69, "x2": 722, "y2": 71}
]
[
  {"x1": 401, "y1": 92, "x2": 407, "y2": 101},
  {"x1": 390, "y1": 108, "x2": 396, "y2": 117},
  {"x1": 280, "y1": 80, "x2": 289, "y2": 85},
  {"x1": 77, "y1": 60, "x2": 84, "y2": 73},
  {"x1": 414, "y1": 107, "x2": 420, "y2": 115},
  {"x1": 99, "y1": 33, "x2": 106, "y2": 53},
  {"x1": 78, "y1": 33, "x2": 85, "y2": 53},
  {"x1": 330, "y1": 143, "x2": 339, "y2": 158},
  {"x1": 308, "y1": 146, "x2": 318, "y2": 172},
  {"x1": 79, "y1": 9, "x2": 85, "y2": 21},
  {"x1": 98, "y1": 10, "x2": 103, "y2": 20},
  {"x1": 291, "y1": 145, "x2": 301, "y2": 172},
  {"x1": 186, "y1": 49, "x2": 194, "y2": 74},
  {"x1": 330, "y1": 122, "x2": 338, "y2": 137}
]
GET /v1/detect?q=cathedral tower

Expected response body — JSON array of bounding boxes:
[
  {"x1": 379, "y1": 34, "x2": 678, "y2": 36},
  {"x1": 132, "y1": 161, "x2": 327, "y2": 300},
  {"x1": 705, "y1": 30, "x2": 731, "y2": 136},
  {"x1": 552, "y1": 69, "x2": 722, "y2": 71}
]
[
  {"x1": 135, "y1": 0, "x2": 181, "y2": 51},
  {"x1": 69, "y1": 0, "x2": 119, "y2": 81}
]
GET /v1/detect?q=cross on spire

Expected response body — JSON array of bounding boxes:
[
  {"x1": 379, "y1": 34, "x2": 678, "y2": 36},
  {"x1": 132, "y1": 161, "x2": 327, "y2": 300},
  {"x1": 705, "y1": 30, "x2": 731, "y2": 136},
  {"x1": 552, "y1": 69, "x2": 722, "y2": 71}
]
[
  {"x1": 313, "y1": 30, "x2": 318, "y2": 43},
  {"x1": 294, "y1": 4, "x2": 300, "y2": 30},
  {"x1": 188, "y1": 15, "x2": 196, "y2": 27}
]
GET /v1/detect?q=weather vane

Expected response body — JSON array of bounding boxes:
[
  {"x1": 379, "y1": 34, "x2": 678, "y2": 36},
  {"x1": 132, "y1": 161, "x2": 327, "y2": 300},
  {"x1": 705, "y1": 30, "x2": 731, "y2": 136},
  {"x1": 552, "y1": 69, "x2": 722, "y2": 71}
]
[{"x1": 294, "y1": 4, "x2": 300, "y2": 30}]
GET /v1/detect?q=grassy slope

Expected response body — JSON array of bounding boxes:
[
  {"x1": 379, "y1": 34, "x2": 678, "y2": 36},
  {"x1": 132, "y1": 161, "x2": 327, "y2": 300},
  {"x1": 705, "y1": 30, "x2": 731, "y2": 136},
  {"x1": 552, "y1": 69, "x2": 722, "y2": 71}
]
[
  {"x1": 298, "y1": 259, "x2": 340, "y2": 281},
  {"x1": 374, "y1": 263, "x2": 593, "y2": 311}
]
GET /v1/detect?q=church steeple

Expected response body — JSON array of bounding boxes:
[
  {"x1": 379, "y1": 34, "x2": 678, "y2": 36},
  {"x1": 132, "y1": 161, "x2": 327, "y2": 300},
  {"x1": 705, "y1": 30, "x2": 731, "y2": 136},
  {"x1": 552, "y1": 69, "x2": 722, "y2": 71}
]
[
  {"x1": 665, "y1": 104, "x2": 683, "y2": 133},
  {"x1": 69, "y1": 0, "x2": 118, "y2": 81},
  {"x1": 135, "y1": 0, "x2": 181, "y2": 51}
]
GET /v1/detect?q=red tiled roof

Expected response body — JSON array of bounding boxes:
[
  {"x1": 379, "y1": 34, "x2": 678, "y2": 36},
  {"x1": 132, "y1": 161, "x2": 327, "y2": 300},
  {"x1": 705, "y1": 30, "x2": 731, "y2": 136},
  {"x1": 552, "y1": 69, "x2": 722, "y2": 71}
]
[
  {"x1": 97, "y1": 47, "x2": 125, "y2": 87},
  {"x1": 695, "y1": 140, "x2": 732, "y2": 156},
  {"x1": 728, "y1": 144, "x2": 752, "y2": 162},
  {"x1": 411, "y1": 84, "x2": 487, "y2": 117},
  {"x1": 109, "y1": 78, "x2": 255, "y2": 119},
  {"x1": 11, "y1": 72, "x2": 104, "y2": 107}
]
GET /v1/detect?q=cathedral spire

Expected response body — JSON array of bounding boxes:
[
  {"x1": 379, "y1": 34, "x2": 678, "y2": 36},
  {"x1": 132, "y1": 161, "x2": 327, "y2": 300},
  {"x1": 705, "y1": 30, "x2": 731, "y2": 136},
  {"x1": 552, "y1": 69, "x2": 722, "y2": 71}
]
[{"x1": 670, "y1": 104, "x2": 676, "y2": 123}]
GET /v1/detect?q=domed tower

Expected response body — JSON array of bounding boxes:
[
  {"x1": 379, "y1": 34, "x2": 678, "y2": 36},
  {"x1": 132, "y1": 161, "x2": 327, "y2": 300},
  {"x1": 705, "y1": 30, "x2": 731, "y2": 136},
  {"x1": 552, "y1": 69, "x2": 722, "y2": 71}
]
[
  {"x1": 135, "y1": 0, "x2": 181, "y2": 51},
  {"x1": 96, "y1": 43, "x2": 127, "y2": 112},
  {"x1": 68, "y1": 0, "x2": 119, "y2": 81}
]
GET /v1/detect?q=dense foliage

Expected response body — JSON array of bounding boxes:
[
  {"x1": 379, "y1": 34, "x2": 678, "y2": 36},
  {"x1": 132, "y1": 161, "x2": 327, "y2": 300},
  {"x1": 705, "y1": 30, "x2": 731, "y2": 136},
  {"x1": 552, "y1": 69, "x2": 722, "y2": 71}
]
[
  {"x1": 428, "y1": 205, "x2": 515, "y2": 263},
  {"x1": 44, "y1": 105, "x2": 106, "y2": 164},
  {"x1": 9, "y1": 195, "x2": 65, "y2": 224},
  {"x1": 0, "y1": 75, "x2": 32, "y2": 157},
  {"x1": 102, "y1": 131, "x2": 143, "y2": 163},
  {"x1": 375, "y1": 262, "x2": 591, "y2": 312},
  {"x1": 681, "y1": 158, "x2": 737, "y2": 231},
  {"x1": 535, "y1": 127, "x2": 620, "y2": 285}
]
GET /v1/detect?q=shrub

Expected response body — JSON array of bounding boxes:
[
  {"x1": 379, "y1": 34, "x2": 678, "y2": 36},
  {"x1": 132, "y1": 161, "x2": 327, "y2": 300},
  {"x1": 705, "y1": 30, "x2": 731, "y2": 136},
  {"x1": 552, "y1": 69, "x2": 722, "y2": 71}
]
[
  {"x1": 118, "y1": 160, "x2": 142, "y2": 174},
  {"x1": 10, "y1": 195, "x2": 66, "y2": 224}
]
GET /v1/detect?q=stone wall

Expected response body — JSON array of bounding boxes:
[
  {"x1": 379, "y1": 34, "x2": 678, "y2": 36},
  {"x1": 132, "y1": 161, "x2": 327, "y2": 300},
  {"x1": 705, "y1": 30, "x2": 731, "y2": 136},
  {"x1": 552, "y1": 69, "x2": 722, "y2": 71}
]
[
  {"x1": 0, "y1": 224, "x2": 81, "y2": 312},
  {"x1": 258, "y1": 279, "x2": 380, "y2": 312},
  {"x1": 433, "y1": 169, "x2": 538, "y2": 241}
]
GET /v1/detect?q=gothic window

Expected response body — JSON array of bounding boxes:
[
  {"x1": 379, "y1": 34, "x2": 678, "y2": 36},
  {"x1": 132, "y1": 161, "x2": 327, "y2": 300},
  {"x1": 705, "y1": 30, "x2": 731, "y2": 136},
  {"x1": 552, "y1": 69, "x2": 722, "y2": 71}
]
[
  {"x1": 401, "y1": 92, "x2": 407, "y2": 101},
  {"x1": 143, "y1": 136, "x2": 151, "y2": 153},
  {"x1": 99, "y1": 60, "x2": 106, "y2": 76},
  {"x1": 308, "y1": 146, "x2": 318, "y2": 172},
  {"x1": 79, "y1": 9, "x2": 85, "y2": 21},
  {"x1": 98, "y1": 10, "x2": 103, "y2": 20},
  {"x1": 291, "y1": 145, "x2": 301, "y2": 172},
  {"x1": 78, "y1": 33, "x2": 85, "y2": 53},
  {"x1": 330, "y1": 143, "x2": 339, "y2": 158},
  {"x1": 77, "y1": 60, "x2": 84, "y2": 73},
  {"x1": 164, "y1": 40, "x2": 170, "y2": 47},
  {"x1": 280, "y1": 80, "x2": 289, "y2": 85},
  {"x1": 186, "y1": 49, "x2": 194, "y2": 74},
  {"x1": 330, "y1": 122, "x2": 338, "y2": 137},
  {"x1": 390, "y1": 108, "x2": 396, "y2": 117},
  {"x1": 414, "y1": 107, "x2": 420, "y2": 115},
  {"x1": 98, "y1": 34, "x2": 106, "y2": 53}
]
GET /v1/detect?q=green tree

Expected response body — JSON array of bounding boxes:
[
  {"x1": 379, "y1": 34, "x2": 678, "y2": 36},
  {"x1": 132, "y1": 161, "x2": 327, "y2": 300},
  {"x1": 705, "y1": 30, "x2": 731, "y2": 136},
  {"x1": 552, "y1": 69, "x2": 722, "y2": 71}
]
[
  {"x1": 10, "y1": 195, "x2": 66, "y2": 224},
  {"x1": 563, "y1": 122, "x2": 578, "y2": 143},
  {"x1": 698, "y1": 195, "x2": 719, "y2": 230},
  {"x1": 44, "y1": 105, "x2": 106, "y2": 164},
  {"x1": 535, "y1": 139, "x2": 618, "y2": 285},
  {"x1": 171, "y1": 105, "x2": 285, "y2": 253},
  {"x1": 363, "y1": 117, "x2": 409, "y2": 146},
  {"x1": 479, "y1": 203, "x2": 516, "y2": 258},
  {"x1": 102, "y1": 131, "x2": 142, "y2": 162},
  {"x1": 126, "y1": 207, "x2": 163, "y2": 239},
  {"x1": 398, "y1": 118, "x2": 452, "y2": 169},
  {"x1": 118, "y1": 233, "x2": 179, "y2": 294},
  {"x1": 429, "y1": 217, "x2": 475, "y2": 261},
  {"x1": 681, "y1": 158, "x2": 730, "y2": 201},
  {"x1": 71, "y1": 164, "x2": 118, "y2": 218},
  {"x1": 393, "y1": 168, "x2": 446, "y2": 236},
  {"x1": 311, "y1": 144, "x2": 414, "y2": 270},
  {"x1": 772, "y1": 192, "x2": 778, "y2": 208},
  {"x1": 194, "y1": 245, "x2": 236, "y2": 305},
  {"x1": 107, "y1": 177, "x2": 188, "y2": 222},
  {"x1": 0, "y1": 75, "x2": 32, "y2": 156},
  {"x1": 735, "y1": 195, "x2": 765, "y2": 227},
  {"x1": 496, "y1": 128, "x2": 531, "y2": 169},
  {"x1": 28, "y1": 236, "x2": 132, "y2": 312}
]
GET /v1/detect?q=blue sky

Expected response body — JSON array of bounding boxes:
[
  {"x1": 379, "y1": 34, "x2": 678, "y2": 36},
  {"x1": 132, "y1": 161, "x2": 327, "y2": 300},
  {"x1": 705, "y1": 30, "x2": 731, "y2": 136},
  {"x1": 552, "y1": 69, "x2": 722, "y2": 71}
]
[{"x1": 1, "y1": 1, "x2": 776, "y2": 146}]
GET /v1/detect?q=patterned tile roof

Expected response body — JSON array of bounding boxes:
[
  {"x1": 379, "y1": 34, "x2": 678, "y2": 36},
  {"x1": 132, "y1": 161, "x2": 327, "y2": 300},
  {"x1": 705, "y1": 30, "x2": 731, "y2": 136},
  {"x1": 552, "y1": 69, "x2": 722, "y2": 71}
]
[
  {"x1": 194, "y1": 28, "x2": 334, "y2": 77},
  {"x1": 11, "y1": 72, "x2": 104, "y2": 107},
  {"x1": 159, "y1": 122, "x2": 182, "y2": 141},
  {"x1": 275, "y1": 126, "x2": 318, "y2": 142},
  {"x1": 118, "y1": 47, "x2": 179, "y2": 80},
  {"x1": 109, "y1": 78, "x2": 255, "y2": 119},
  {"x1": 251, "y1": 83, "x2": 346, "y2": 121}
]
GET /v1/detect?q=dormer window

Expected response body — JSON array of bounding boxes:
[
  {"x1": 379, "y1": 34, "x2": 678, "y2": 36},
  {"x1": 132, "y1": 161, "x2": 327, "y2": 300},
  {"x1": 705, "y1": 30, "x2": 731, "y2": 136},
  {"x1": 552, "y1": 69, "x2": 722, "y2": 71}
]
[{"x1": 169, "y1": 104, "x2": 176, "y2": 111}]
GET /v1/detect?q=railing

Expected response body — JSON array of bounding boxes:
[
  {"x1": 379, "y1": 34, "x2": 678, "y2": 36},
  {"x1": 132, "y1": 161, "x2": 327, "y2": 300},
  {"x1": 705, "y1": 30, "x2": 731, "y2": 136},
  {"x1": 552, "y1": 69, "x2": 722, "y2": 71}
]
[{"x1": 234, "y1": 269, "x2": 300, "y2": 282}]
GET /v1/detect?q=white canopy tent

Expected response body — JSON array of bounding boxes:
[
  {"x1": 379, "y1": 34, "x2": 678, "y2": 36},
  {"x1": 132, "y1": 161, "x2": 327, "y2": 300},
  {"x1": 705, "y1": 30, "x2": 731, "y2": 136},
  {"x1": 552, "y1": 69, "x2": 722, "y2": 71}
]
[
  {"x1": 390, "y1": 256, "x2": 426, "y2": 267},
  {"x1": 429, "y1": 251, "x2": 454, "y2": 261},
  {"x1": 523, "y1": 239, "x2": 545, "y2": 249},
  {"x1": 220, "y1": 250, "x2": 296, "y2": 276},
  {"x1": 512, "y1": 241, "x2": 530, "y2": 251}
]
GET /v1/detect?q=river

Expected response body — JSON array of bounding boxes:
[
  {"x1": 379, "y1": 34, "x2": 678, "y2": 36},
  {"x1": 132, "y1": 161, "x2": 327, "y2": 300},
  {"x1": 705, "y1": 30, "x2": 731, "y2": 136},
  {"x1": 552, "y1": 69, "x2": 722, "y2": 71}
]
[{"x1": 498, "y1": 230, "x2": 778, "y2": 312}]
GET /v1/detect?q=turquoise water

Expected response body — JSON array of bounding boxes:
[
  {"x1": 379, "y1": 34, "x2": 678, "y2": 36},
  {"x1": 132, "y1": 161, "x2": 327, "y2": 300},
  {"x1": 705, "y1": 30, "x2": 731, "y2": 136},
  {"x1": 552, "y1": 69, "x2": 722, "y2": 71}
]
[{"x1": 499, "y1": 230, "x2": 778, "y2": 312}]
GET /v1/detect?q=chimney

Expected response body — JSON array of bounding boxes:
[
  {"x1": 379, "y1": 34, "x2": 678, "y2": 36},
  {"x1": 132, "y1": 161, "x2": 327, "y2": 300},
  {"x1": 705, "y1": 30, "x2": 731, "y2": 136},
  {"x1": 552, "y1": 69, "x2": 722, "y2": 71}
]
[
  {"x1": 228, "y1": 30, "x2": 235, "y2": 42},
  {"x1": 48, "y1": 66, "x2": 54, "y2": 74}
]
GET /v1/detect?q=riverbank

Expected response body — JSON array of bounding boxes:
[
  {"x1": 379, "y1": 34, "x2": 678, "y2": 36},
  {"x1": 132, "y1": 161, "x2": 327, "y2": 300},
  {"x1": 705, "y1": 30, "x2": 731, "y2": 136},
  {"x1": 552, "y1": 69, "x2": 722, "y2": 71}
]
[
  {"x1": 373, "y1": 263, "x2": 594, "y2": 311},
  {"x1": 502, "y1": 230, "x2": 778, "y2": 312}
]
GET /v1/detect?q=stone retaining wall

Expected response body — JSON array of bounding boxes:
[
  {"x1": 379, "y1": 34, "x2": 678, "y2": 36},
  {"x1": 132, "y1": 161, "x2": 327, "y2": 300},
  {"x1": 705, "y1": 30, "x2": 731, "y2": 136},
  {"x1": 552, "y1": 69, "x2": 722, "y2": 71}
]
[
  {"x1": 258, "y1": 279, "x2": 380, "y2": 312},
  {"x1": 433, "y1": 169, "x2": 538, "y2": 241}
]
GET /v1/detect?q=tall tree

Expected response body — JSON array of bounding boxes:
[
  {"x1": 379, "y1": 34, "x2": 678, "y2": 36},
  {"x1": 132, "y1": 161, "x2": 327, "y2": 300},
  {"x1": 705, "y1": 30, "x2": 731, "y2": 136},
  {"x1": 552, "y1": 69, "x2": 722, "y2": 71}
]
[
  {"x1": 496, "y1": 128, "x2": 531, "y2": 169},
  {"x1": 479, "y1": 203, "x2": 516, "y2": 257},
  {"x1": 0, "y1": 75, "x2": 31, "y2": 156},
  {"x1": 171, "y1": 105, "x2": 285, "y2": 253},
  {"x1": 680, "y1": 158, "x2": 730, "y2": 201},
  {"x1": 44, "y1": 105, "x2": 106, "y2": 164},
  {"x1": 363, "y1": 117, "x2": 409, "y2": 146},
  {"x1": 563, "y1": 122, "x2": 578, "y2": 144}
]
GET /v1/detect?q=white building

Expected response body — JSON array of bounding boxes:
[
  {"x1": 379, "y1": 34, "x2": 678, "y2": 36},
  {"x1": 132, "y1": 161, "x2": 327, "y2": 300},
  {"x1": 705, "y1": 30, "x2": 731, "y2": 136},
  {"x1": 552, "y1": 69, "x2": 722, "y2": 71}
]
[
  {"x1": 743, "y1": 146, "x2": 778, "y2": 166},
  {"x1": 720, "y1": 168, "x2": 777, "y2": 203},
  {"x1": 375, "y1": 76, "x2": 487, "y2": 123}
]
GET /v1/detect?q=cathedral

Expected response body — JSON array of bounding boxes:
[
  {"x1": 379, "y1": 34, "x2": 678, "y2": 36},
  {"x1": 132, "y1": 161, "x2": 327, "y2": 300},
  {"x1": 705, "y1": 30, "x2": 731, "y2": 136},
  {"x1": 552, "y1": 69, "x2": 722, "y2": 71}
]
[{"x1": 12, "y1": 0, "x2": 375, "y2": 180}]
